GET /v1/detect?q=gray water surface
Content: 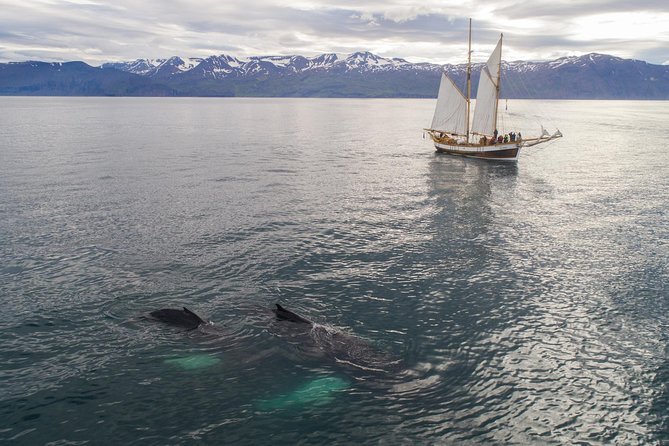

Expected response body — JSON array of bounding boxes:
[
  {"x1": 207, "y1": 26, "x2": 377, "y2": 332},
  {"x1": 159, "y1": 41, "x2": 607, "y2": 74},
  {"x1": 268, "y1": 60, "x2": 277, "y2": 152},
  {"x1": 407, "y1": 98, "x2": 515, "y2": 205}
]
[{"x1": 0, "y1": 97, "x2": 668, "y2": 445}]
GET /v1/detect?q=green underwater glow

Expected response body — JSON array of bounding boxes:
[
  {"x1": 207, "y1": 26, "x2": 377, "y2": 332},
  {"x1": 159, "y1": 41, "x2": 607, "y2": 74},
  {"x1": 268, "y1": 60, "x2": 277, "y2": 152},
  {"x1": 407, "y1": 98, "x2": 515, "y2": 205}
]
[
  {"x1": 163, "y1": 354, "x2": 222, "y2": 370},
  {"x1": 257, "y1": 376, "x2": 349, "y2": 410}
]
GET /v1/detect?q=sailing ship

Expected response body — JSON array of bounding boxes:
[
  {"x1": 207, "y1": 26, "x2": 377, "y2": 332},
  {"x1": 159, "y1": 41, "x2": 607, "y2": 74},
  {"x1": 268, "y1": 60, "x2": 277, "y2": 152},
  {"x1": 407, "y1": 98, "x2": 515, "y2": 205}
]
[{"x1": 425, "y1": 20, "x2": 562, "y2": 161}]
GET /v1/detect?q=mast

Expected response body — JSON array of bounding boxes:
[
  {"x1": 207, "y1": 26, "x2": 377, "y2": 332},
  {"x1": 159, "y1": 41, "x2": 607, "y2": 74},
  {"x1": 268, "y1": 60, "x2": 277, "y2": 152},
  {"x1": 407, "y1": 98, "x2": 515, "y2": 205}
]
[
  {"x1": 471, "y1": 34, "x2": 502, "y2": 137},
  {"x1": 492, "y1": 33, "x2": 503, "y2": 135},
  {"x1": 465, "y1": 18, "x2": 472, "y2": 143}
]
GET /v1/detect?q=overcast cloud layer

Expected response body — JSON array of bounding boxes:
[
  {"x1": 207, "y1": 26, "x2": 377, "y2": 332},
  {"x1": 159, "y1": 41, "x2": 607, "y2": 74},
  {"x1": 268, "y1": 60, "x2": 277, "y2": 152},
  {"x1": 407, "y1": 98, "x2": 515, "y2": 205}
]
[{"x1": 1, "y1": 0, "x2": 668, "y2": 65}]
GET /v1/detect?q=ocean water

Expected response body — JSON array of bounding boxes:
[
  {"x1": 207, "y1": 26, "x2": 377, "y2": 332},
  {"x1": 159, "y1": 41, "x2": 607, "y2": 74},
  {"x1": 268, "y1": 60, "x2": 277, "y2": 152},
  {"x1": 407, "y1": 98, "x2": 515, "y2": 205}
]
[{"x1": 0, "y1": 97, "x2": 667, "y2": 445}]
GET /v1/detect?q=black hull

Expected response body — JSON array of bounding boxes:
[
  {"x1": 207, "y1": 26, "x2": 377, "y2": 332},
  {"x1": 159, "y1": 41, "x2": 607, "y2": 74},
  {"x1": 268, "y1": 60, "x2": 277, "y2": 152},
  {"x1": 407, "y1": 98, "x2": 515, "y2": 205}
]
[{"x1": 435, "y1": 146, "x2": 520, "y2": 161}]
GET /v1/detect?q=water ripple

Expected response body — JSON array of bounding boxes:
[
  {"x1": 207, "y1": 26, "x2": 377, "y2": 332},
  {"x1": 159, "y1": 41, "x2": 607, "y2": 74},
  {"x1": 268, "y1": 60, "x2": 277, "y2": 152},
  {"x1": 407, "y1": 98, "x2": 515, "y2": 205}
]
[{"x1": 0, "y1": 98, "x2": 667, "y2": 445}]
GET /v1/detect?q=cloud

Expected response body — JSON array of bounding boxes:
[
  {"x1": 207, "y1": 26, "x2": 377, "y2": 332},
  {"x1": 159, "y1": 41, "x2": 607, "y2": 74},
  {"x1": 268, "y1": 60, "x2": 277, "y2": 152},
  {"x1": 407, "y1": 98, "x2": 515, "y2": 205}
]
[
  {"x1": 0, "y1": 0, "x2": 668, "y2": 64},
  {"x1": 491, "y1": 0, "x2": 669, "y2": 19}
]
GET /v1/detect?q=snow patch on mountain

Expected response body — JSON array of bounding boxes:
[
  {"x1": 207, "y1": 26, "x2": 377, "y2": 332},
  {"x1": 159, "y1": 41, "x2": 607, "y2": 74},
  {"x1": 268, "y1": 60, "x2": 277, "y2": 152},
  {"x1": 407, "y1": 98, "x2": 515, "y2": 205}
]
[{"x1": 104, "y1": 51, "x2": 445, "y2": 79}]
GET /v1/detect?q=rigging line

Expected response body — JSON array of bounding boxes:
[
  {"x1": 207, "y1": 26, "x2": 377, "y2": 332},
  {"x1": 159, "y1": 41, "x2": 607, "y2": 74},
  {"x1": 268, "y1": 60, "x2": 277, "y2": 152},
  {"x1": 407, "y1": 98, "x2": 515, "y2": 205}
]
[
  {"x1": 503, "y1": 66, "x2": 543, "y2": 128},
  {"x1": 508, "y1": 65, "x2": 535, "y2": 99},
  {"x1": 498, "y1": 67, "x2": 525, "y2": 131},
  {"x1": 503, "y1": 66, "x2": 535, "y2": 108},
  {"x1": 505, "y1": 103, "x2": 521, "y2": 133},
  {"x1": 511, "y1": 66, "x2": 558, "y2": 129},
  {"x1": 498, "y1": 108, "x2": 506, "y2": 134},
  {"x1": 498, "y1": 67, "x2": 516, "y2": 133},
  {"x1": 499, "y1": 70, "x2": 520, "y2": 132},
  {"x1": 503, "y1": 64, "x2": 529, "y2": 98}
]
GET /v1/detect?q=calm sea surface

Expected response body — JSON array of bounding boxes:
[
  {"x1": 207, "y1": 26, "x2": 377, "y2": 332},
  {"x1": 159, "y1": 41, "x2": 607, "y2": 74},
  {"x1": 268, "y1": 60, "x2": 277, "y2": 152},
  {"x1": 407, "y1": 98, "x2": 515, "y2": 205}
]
[{"x1": 0, "y1": 97, "x2": 668, "y2": 445}]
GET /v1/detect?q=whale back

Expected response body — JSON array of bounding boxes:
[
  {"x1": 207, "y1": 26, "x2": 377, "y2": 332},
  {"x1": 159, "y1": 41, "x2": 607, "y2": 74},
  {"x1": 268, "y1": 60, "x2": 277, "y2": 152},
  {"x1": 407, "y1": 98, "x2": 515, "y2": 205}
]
[{"x1": 150, "y1": 307, "x2": 206, "y2": 329}]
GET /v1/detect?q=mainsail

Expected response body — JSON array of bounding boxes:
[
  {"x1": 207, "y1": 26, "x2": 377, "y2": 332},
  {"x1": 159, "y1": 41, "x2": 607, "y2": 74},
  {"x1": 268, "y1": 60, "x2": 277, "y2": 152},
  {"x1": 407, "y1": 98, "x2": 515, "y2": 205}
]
[
  {"x1": 471, "y1": 37, "x2": 502, "y2": 136},
  {"x1": 431, "y1": 73, "x2": 468, "y2": 136}
]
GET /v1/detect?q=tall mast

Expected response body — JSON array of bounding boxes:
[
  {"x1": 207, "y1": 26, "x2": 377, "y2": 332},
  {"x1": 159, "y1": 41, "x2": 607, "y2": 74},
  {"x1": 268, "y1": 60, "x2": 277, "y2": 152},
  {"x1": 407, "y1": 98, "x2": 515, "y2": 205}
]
[
  {"x1": 465, "y1": 18, "x2": 472, "y2": 143},
  {"x1": 492, "y1": 33, "x2": 503, "y2": 135}
]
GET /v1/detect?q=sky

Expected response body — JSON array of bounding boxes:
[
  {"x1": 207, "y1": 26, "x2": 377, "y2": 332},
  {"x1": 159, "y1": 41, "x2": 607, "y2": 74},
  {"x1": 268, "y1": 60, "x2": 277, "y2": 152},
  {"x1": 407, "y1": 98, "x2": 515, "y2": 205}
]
[{"x1": 1, "y1": 0, "x2": 668, "y2": 65}]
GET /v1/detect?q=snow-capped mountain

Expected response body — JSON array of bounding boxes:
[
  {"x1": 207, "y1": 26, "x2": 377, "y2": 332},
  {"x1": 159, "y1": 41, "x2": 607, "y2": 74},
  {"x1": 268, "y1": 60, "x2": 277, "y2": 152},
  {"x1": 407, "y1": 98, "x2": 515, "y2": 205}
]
[
  {"x1": 2, "y1": 52, "x2": 669, "y2": 98},
  {"x1": 102, "y1": 52, "x2": 435, "y2": 79},
  {"x1": 103, "y1": 56, "x2": 203, "y2": 78}
]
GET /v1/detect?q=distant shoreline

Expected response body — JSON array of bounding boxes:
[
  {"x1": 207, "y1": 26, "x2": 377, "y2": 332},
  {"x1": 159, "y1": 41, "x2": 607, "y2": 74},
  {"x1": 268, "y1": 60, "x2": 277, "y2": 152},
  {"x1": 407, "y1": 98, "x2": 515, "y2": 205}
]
[{"x1": 2, "y1": 53, "x2": 669, "y2": 100}]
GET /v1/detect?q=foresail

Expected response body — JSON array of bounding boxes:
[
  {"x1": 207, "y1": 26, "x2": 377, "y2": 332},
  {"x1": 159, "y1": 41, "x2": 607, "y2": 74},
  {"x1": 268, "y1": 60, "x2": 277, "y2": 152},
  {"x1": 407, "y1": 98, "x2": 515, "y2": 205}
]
[
  {"x1": 471, "y1": 37, "x2": 502, "y2": 136},
  {"x1": 431, "y1": 73, "x2": 467, "y2": 135},
  {"x1": 471, "y1": 68, "x2": 498, "y2": 135},
  {"x1": 485, "y1": 37, "x2": 502, "y2": 84}
]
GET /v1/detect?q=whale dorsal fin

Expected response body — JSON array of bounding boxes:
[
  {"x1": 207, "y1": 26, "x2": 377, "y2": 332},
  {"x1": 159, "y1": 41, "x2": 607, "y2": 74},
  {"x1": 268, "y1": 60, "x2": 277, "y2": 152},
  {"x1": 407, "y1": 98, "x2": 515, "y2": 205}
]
[
  {"x1": 273, "y1": 303, "x2": 312, "y2": 324},
  {"x1": 183, "y1": 307, "x2": 205, "y2": 324}
]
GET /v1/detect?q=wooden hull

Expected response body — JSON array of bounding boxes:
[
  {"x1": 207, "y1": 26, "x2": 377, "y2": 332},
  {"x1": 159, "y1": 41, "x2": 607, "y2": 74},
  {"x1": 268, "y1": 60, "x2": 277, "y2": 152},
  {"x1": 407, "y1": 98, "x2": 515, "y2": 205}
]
[{"x1": 434, "y1": 141, "x2": 521, "y2": 161}]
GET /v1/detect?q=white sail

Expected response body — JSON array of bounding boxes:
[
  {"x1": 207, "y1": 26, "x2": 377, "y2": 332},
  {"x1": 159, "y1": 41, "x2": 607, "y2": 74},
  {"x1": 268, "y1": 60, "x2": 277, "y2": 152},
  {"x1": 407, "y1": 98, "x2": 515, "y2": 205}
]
[
  {"x1": 431, "y1": 73, "x2": 468, "y2": 135},
  {"x1": 471, "y1": 37, "x2": 502, "y2": 136}
]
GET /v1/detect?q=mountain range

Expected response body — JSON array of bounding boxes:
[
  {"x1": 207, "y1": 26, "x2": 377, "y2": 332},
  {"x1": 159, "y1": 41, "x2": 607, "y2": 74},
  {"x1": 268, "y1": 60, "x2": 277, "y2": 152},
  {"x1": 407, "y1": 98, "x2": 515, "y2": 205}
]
[{"x1": 1, "y1": 52, "x2": 668, "y2": 99}]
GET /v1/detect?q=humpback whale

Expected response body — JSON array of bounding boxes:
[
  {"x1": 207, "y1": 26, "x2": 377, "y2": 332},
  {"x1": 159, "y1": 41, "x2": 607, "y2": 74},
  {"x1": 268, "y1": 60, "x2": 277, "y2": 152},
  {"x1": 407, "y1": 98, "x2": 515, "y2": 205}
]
[{"x1": 272, "y1": 304, "x2": 402, "y2": 374}]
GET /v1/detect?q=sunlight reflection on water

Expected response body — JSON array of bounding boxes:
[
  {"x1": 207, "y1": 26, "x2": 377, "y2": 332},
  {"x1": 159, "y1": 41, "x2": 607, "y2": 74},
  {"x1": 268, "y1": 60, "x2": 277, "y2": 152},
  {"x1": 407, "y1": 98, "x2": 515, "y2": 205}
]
[{"x1": 0, "y1": 98, "x2": 667, "y2": 445}]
